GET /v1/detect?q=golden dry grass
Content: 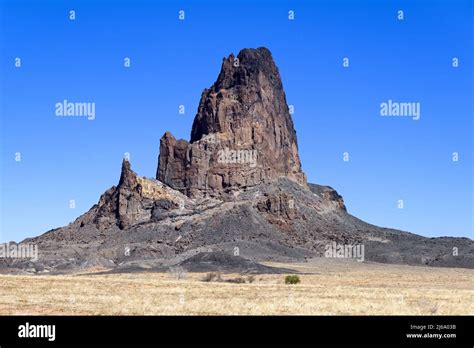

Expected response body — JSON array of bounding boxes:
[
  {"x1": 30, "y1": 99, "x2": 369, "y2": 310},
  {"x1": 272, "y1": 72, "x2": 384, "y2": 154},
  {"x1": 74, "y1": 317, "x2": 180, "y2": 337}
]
[{"x1": 1, "y1": 259, "x2": 473, "y2": 315}]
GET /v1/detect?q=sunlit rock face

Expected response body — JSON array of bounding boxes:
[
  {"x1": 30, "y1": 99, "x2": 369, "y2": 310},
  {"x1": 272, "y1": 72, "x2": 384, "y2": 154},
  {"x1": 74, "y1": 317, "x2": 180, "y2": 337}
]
[{"x1": 157, "y1": 47, "x2": 307, "y2": 198}]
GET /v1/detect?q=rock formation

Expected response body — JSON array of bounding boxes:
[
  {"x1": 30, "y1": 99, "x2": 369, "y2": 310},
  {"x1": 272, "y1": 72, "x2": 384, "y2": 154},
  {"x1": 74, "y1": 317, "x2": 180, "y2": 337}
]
[
  {"x1": 69, "y1": 159, "x2": 189, "y2": 233},
  {"x1": 157, "y1": 47, "x2": 306, "y2": 198},
  {"x1": 2, "y1": 47, "x2": 473, "y2": 274}
]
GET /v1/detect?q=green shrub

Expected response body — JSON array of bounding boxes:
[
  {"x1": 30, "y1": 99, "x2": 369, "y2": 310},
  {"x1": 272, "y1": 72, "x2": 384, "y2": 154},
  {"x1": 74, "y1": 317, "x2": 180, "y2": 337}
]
[{"x1": 285, "y1": 275, "x2": 300, "y2": 284}]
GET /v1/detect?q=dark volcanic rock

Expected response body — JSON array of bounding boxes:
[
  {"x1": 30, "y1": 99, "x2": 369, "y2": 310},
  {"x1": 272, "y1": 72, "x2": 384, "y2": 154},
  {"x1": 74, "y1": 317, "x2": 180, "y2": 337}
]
[
  {"x1": 89, "y1": 159, "x2": 188, "y2": 231},
  {"x1": 308, "y1": 183, "x2": 347, "y2": 212},
  {"x1": 157, "y1": 47, "x2": 307, "y2": 198},
  {"x1": 179, "y1": 251, "x2": 296, "y2": 274}
]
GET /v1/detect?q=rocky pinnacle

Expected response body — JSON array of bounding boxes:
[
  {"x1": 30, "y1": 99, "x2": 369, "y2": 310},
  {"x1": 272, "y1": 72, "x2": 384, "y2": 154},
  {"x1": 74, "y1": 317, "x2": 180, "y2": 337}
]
[{"x1": 157, "y1": 47, "x2": 307, "y2": 198}]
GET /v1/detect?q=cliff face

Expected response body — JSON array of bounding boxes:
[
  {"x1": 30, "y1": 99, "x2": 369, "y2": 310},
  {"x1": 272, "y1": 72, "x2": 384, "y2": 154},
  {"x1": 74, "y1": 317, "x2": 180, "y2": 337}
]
[{"x1": 157, "y1": 47, "x2": 306, "y2": 198}]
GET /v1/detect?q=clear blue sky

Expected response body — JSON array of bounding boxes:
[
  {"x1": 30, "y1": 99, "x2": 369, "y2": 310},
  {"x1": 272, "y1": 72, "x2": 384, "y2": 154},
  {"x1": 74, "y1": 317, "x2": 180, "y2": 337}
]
[{"x1": 0, "y1": 0, "x2": 472, "y2": 242}]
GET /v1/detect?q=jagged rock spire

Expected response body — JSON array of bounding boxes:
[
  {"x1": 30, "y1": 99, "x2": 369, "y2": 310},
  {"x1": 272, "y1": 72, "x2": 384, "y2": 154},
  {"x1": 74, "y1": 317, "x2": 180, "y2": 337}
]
[
  {"x1": 157, "y1": 47, "x2": 307, "y2": 198},
  {"x1": 119, "y1": 158, "x2": 138, "y2": 188}
]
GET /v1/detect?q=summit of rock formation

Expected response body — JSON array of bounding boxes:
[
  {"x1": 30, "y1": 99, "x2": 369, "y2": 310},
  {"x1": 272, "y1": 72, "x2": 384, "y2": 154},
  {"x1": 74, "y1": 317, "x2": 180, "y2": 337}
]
[{"x1": 157, "y1": 47, "x2": 306, "y2": 198}]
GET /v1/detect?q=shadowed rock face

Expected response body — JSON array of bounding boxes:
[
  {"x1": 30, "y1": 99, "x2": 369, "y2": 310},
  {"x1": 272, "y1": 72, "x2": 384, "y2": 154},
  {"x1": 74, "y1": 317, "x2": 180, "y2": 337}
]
[{"x1": 157, "y1": 47, "x2": 306, "y2": 198}]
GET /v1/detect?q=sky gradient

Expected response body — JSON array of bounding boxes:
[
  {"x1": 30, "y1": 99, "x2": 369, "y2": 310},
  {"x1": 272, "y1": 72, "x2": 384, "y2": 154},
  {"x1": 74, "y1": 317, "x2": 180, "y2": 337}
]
[{"x1": 0, "y1": 0, "x2": 472, "y2": 242}]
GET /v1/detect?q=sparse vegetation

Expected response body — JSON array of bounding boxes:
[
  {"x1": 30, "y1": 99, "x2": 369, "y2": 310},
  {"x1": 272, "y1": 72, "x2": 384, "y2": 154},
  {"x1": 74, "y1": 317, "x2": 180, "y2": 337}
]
[
  {"x1": 202, "y1": 272, "x2": 222, "y2": 282},
  {"x1": 203, "y1": 273, "x2": 255, "y2": 284},
  {"x1": 226, "y1": 277, "x2": 246, "y2": 284},
  {"x1": 285, "y1": 275, "x2": 300, "y2": 284}
]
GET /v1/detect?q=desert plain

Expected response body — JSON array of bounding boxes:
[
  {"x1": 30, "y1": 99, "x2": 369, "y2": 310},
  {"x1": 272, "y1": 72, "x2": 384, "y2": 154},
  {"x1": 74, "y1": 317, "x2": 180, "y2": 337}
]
[{"x1": 1, "y1": 258, "x2": 472, "y2": 315}]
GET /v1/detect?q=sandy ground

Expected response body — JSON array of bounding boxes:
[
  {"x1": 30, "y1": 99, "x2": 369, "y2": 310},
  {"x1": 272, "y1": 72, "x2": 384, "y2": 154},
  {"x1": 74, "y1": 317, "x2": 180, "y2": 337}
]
[{"x1": 1, "y1": 259, "x2": 473, "y2": 315}]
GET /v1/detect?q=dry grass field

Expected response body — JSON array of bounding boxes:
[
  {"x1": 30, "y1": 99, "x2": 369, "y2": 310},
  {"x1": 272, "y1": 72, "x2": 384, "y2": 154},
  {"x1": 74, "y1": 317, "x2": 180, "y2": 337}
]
[{"x1": 1, "y1": 259, "x2": 473, "y2": 315}]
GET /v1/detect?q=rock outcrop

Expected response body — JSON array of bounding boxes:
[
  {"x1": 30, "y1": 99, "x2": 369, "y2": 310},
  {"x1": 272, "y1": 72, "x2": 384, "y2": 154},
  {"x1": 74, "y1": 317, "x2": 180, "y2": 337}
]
[
  {"x1": 157, "y1": 47, "x2": 307, "y2": 198},
  {"x1": 81, "y1": 159, "x2": 189, "y2": 231},
  {"x1": 308, "y1": 184, "x2": 347, "y2": 212}
]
